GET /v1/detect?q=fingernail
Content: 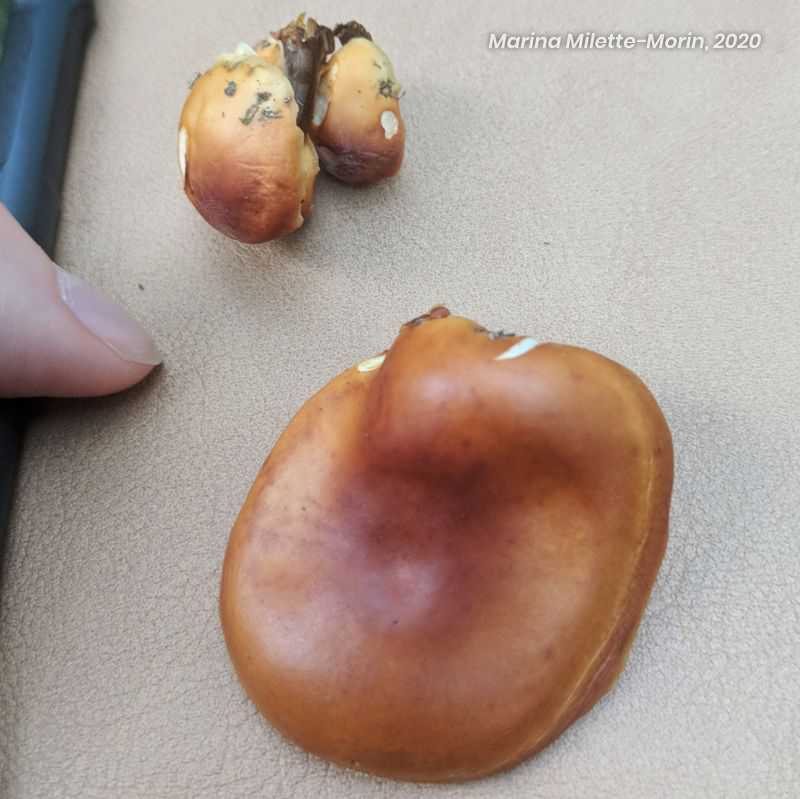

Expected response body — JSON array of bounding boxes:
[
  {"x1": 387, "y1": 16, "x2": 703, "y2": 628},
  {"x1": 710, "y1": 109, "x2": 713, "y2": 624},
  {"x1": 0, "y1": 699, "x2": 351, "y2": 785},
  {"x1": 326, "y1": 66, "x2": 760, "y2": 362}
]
[{"x1": 55, "y1": 265, "x2": 163, "y2": 365}]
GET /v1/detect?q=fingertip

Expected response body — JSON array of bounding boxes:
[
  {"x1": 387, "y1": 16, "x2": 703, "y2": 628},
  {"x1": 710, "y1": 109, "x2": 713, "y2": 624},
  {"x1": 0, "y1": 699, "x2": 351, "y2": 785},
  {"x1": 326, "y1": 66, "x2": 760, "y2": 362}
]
[{"x1": 0, "y1": 206, "x2": 164, "y2": 398}]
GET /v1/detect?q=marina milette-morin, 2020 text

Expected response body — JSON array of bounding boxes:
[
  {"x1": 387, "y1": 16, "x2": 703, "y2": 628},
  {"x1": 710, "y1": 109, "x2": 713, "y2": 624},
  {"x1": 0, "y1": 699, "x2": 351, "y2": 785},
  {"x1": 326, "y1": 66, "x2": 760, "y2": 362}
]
[{"x1": 489, "y1": 33, "x2": 707, "y2": 50}]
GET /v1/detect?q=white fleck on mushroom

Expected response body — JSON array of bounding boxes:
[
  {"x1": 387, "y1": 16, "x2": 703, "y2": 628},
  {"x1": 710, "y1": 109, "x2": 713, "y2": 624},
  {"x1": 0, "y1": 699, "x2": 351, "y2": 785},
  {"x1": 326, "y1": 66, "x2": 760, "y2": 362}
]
[
  {"x1": 311, "y1": 63, "x2": 339, "y2": 128},
  {"x1": 495, "y1": 338, "x2": 540, "y2": 361},
  {"x1": 357, "y1": 354, "x2": 386, "y2": 372},
  {"x1": 215, "y1": 42, "x2": 258, "y2": 67},
  {"x1": 380, "y1": 110, "x2": 398, "y2": 140},
  {"x1": 178, "y1": 127, "x2": 188, "y2": 180},
  {"x1": 312, "y1": 93, "x2": 329, "y2": 128}
]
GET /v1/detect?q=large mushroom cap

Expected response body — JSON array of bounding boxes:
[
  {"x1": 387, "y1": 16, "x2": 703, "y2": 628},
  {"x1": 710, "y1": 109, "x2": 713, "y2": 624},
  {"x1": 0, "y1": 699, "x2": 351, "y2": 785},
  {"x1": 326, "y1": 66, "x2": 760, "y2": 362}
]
[{"x1": 220, "y1": 308, "x2": 673, "y2": 782}]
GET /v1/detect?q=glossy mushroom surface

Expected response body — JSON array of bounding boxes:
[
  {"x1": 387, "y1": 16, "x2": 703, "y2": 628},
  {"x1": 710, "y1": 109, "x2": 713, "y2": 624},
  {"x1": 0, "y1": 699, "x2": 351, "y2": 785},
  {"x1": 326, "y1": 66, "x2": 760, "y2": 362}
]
[
  {"x1": 220, "y1": 307, "x2": 673, "y2": 782},
  {"x1": 309, "y1": 27, "x2": 405, "y2": 183},
  {"x1": 179, "y1": 45, "x2": 318, "y2": 243}
]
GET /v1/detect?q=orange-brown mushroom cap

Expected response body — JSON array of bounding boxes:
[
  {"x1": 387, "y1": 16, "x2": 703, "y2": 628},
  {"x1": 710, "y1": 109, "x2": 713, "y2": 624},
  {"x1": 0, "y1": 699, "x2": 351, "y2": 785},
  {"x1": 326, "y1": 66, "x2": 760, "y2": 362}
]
[
  {"x1": 179, "y1": 48, "x2": 318, "y2": 243},
  {"x1": 309, "y1": 36, "x2": 405, "y2": 184},
  {"x1": 220, "y1": 308, "x2": 673, "y2": 782}
]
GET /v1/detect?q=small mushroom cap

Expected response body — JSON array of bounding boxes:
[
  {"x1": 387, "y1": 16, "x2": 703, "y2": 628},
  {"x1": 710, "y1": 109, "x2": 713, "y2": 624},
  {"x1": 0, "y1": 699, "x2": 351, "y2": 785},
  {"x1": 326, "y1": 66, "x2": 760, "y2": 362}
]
[
  {"x1": 310, "y1": 37, "x2": 405, "y2": 183},
  {"x1": 179, "y1": 53, "x2": 318, "y2": 243}
]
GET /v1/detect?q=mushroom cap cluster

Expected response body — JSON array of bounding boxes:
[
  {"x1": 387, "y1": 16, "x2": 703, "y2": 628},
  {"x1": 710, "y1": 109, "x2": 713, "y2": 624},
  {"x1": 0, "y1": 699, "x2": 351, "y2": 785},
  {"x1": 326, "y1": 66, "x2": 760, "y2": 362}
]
[{"x1": 179, "y1": 20, "x2": 405, "y2": 243}]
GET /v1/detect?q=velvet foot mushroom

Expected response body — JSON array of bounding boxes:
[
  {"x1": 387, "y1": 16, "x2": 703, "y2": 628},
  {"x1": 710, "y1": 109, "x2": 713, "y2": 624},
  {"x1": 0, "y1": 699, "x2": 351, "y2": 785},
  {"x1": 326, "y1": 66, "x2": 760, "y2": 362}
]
[{"x1": 220, "y1": 306, "x2": 673, "y2": 782}]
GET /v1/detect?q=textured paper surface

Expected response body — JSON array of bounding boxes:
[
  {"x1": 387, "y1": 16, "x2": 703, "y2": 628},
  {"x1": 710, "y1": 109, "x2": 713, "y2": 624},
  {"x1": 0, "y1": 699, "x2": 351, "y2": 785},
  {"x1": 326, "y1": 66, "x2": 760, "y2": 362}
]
[{"x1": 1, "y1": 0, "x2": 798, "y2": 796}]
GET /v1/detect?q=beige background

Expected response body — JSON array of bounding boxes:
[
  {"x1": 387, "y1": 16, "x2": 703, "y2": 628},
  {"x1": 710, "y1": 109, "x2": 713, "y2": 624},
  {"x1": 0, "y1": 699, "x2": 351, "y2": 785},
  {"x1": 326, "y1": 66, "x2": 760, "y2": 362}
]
[{"x1": 2, "y1": 0, "x2": 799, "y2": 796}]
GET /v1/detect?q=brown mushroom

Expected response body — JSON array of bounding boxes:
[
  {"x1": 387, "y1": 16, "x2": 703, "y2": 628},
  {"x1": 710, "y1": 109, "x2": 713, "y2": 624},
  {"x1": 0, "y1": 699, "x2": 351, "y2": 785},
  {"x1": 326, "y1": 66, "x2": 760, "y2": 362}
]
[
  {"x1": 220, "y1": 307, "x2": 673, "y2": 782},
  {"x1": 268, "y1": 14, "x2": 335, "y2": 135},
  {"x1": 178, "y1": 44, "x2": 318, "y2": 243},
  {"x1": 309, "y1": 23, "x2": 405, "y2": 183}
]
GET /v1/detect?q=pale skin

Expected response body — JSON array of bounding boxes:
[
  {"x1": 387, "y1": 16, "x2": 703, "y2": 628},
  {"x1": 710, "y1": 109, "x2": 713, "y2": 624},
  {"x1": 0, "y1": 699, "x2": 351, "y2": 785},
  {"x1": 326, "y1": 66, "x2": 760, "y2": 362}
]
[{"x1": 0, "y1": 204, "x2": 161, "y2": 398}]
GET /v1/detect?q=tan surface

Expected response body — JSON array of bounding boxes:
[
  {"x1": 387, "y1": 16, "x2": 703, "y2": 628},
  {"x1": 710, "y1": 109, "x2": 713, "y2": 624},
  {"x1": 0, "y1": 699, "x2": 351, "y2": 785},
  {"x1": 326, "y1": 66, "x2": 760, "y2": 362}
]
[{"x1": 1, "y1": 0, "x2": 798, "y2": 796}]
